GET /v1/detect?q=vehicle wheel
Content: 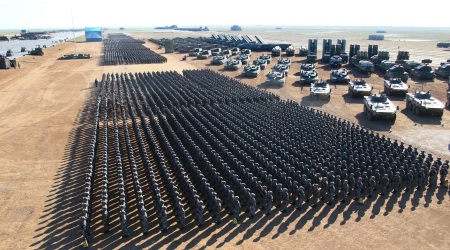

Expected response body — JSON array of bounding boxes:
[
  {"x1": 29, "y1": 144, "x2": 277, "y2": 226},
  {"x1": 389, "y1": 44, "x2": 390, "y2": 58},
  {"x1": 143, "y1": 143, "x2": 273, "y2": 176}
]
[
  {"x1": 367, "y1": 111, "x2": 374, "y2": 121},
  {"x1": 414, "y1": 106, "x2": 422, "y2": 116},
  {"x1": 392, "y1": 114, "x2": 397, "y2": 122},
  {"x1": 407, "y1": 101, "x2": 412, "y2": 111},
  {"x1": 351, "y1": 91, "x2": 356, "y2": 98},
  {"x1": 438, "y1": 111, "x2": 443, "y2": 118}
]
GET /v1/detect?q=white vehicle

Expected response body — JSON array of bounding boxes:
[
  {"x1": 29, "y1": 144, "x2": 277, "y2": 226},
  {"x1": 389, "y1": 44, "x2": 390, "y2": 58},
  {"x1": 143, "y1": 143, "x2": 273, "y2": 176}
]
[
  {"x1": 348, "y1": 79, "x2": 372, "y2": 97},
  {"x1": 384, "y1": 78, "x2": 408, "y2": 96},
  {"x1": 310, "y1": 81, "x2": 331, "y2": 99},
  {"x1": 211, "y1": 47, "x2": 222, "y2": 56},
  {"x1": 277, "y1": 57, "x2": 291, "y2": 68},
  {"x1": 224, "y1": 59, "x2": 243, "y2": 70},
  {"x1": 272, "y1": 64, "x2": 289, "y2": 76},
  {"x1": 330, "y1": 69, "x2": 350, "y2": 83},
  {"x1": 299, "y1": 70, "x2": 318, "y2": 84},
  {"x1": 241, "y1": 49, "x2": 252, "y2": 57},
  {"x1": 253, "y1": 58, "x2": 267, "y2": 70},
  {"x1": 242, "y1": 64, "x2": 261, "y2": 78},
  {"x1": 406, "y1": 90, "x2": 444, "y2": 117},
  {"x1": 363, "y1": 94, "x2": 398, "y2": 121},
  {"x1": 237, "y1": 54, "x2": 250, "y2": 64},
  {"x1": 210, "y1": 55, "x2": 228, "y2": 65},
  {"x1": 189, "y1": 48, "x2": 202, "y2": 56},
  {"x1": 265, "y1": 71, "x2": 286, "y2": 86},
  {"x1": 300, "y1": 63, "x2": 315, "y2": 71},
  {"x1": 197, "y1": 50, "x2": 211, "y2": 59},
  {"x1": 272, "y1": 46, "x2": 282, "y2": 56},
  {"x1": 259, "y1": 54, "x2": 272, "y2": 64}
]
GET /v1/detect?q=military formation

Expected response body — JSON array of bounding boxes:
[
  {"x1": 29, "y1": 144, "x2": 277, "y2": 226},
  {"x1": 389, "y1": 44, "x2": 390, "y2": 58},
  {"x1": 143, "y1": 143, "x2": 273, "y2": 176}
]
[
  {"x1": 80, "y1": 70, "x2": 448, "y2": 243},
  {"x1": 102, "y1": 34, "x2": 167, "y2": 65}
]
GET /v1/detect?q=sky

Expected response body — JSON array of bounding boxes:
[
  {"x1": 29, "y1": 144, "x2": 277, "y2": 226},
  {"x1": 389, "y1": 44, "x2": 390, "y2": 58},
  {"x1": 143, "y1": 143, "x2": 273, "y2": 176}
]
[{"x1": 1, "y1": 0, "x2": 449, "y2": 29}]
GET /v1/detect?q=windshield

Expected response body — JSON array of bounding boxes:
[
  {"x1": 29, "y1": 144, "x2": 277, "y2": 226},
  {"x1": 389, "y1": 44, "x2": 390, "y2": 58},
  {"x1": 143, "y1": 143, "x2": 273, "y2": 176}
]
[
  {"x1": 371, "y1": 95, "x2": 388, "y2": 102},
  {"x1": 314, "y1": 82, "x2": 327, "y2": 88}
]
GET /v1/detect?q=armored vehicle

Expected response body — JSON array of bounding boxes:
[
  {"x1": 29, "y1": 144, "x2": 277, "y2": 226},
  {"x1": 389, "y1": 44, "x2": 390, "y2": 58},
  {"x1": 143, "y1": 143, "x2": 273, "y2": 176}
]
[
  {"x1": 237, "y1": 54, "x2": 250, "y2": 64},
  {"x1": 241, "y1": 49, "x2": 252, "y2": 57},
  {"x1": 406, "y1": 91, "x2": 444, "y2": 117},
  {"x1": 265, "y1": 71, "x2": 286, "y2": 86},
  {"x1": 348, "y1": 79, "x2": 372, "y2": 97},
  {"x1": 410, "y1": 65, "x2": 435, "y2": 80},
  {"x1": 384, "y1": 78, "x2": 408, "y2": 96},
  {"x1": 224, "y1": 59, "x2": 242, "y2": 70},
  {"x1": 259, "y1": 54, "x2": 272, "y2": 64},
  {"x1": 330, "y1": 69, "x2": 350, "y2": 83},
  {"x1": 20, "y1": 47, "x2": 26, "y2": 52},
  {"x1": 299, "y1": 70, "x2": 318, "y2": 84},
  {"x1": 253, "y1": 58, "x2": 267, "y2": 70},
  {"x1": 285, "y1": 46, "x2": 295, "y2": 56},
  {"x1": 363, "y1": 94, "x2": 398, "y2": 121},
  {"x1": 277, "y1": 57, "x2": 291, "y2": 68},
  {"x1": 310, "y1": 81, "x2": 331, "y2": 99},
  {"x1": 299, "y1": 46, "x2": 308, "y2": 56},
  {"x1": 210, "y1": 55, "x2": 228, "y2": 65},
  {"x1": 330, "y1": 55, "x2": 343, "y2": 68},
  {"x1": 220, "y1": 49, "x2": 232, "y2": 58},
  {"x1": 29, "y1": 47, "x2": 44, "y2": 56},
  {"x1": 272, "y1": 46, "x2": 282, "y2": 56},
  {"x1": 197, "y1": 50, "x2": 211, "y2": 59},
  {"x1": 272, "y1": 64, "x2": 290, "y2": 76},
  {"x1": 211, "y1": 48, "x2": 222, "y2": 56},
  {"x1": 6, "y1": 49, "x2": 13, "y2": 57},
  {"x1": 357, "y1": 60, "x2": 374, "y2": 74},
  {"x1": 378, "y1": 60, "x2": 396, "y2": 73},
  {"x1": 435, "y1": 63, "x2": 450, "y2": 78},
  {"x1": 242, "y1": 64, "x2": 261, "y2": 78},
  {"x1": 231, "y1": 47, "x2": 240, "y2": 55},
  {"x1": 59, "y1": 54, "x2": 91, "y2": 60},
  {"x1": 446, "y1": 90, "x2": 450, "y2": 109},
  {"x1": 300, "y1": 63, "x2": 315, "y2": 71},
  {"x1": 306, "y1": 53, "x2": 317, "y2": 63},
  {"x1": 387, "y1": 65, "x2": 409, "y2": 82},
  {"x1": 189, "y1": 48, "x2": 202, "y2": 56},
  {"x1": 404, "y1": 60, "x2": 421, "y2": 73}
]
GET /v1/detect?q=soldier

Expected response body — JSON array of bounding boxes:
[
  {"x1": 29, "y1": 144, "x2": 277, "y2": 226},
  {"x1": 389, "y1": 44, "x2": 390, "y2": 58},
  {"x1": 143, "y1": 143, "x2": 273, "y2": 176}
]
[
  {"x1": 392, "y1": 172, "x2": 401, "y2": 194},
  {"x1": 328, "y1": 182, "x2": 336, "y2": 205},
  {"x1": 368, "y1": 176, "x2": 376, "y2": 198},
  {"x1": 80, "y1": 215, "x2": 88, "y2": 240},
  {"x1": 439, "y1": 165, "x2": 448, "y2": 187},
  {"x1": 311, "y1": 184, "x2": 320, "y2": 208},
  {"x1": 265, "y1": 190, "x2": 273, "y2": 215},
  {"x1": 296, "y1": 186, "x2": 305, "y2": 210},
  {"x1": 429, "y1": 166, "x2": 438, "y2": 188},
  {"x1": 214, "y1": 197, "x2": 222, "y2": 223},
  {"x1": 140, "y1": 207, "x2": 149, "y2": 235},
  {"x1": 381, "y1": 174, "x2": 389, "y2": 196},
  {"x1": 355, "y1": 177, "x2": 364, "y2": 204},
  {"x1": 320, "y1": 177, "x2": 328, "y2": 201},
  {"x1": 119, "y1": 210, "x2": 129, "y2": 238},
  {"x1": 405, "y1": 170, "x2": 414, "y2": 191},
  {"x1": 341, "y1": 179, "x2": 349, "y2": 203},
  {"x1": 249, "y1": 193, "x2": 256, "y2": 218},
  {"x1": 161, "y1": 206, "x2": 169, "y2": 231},
  {"x1": 102, "y1": 204, "x2": 109, "y2": 233},
  {"x1": 232, "y1": 196, "x2": 241, "y2": 223}
]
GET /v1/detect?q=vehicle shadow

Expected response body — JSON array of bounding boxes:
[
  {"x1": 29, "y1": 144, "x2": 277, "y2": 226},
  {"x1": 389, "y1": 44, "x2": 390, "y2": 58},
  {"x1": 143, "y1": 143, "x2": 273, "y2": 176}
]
[
  {"x1": 400, "y1": 109, "x2": 442, "y2": 125},
  {"x1": 301, "y1": 95, "x2": 330, "y2": 107},
  {"x1": 354, "y1": 112, "x2": 394, "y2": 132}
]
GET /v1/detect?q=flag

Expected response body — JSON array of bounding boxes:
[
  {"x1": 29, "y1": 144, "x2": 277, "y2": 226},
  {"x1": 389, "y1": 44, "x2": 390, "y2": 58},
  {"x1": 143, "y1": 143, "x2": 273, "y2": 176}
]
[
  {"x1": 82, "y1": 239, "x2": 88, "y2": 248},
  {"x1": 232, "y1": 218, "x2": 238, "y2": 224}
]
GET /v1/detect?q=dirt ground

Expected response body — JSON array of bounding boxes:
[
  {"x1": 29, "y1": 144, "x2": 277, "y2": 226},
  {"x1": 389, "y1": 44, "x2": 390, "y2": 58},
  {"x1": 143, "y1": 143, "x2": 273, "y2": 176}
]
[{"x1": 0, "y1": 29, "x2": 449, "y2": 250}]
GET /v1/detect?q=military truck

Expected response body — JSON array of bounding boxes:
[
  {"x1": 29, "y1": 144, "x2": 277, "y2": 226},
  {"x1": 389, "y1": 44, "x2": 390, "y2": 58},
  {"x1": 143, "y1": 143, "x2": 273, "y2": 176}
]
[
  {"x1": 29, "y1": 46, "x2": 44, "y2": 56},
  {"x1": 310, "y1": 81, "x2": 331, "y2": 99},
  {"x1": 406, "y1": 90, "x2": 444, "y2": 117},
  {"x1": 285, "y1": 46, "x2": 295, "y2": 56},
  {"x1": 357, "y1": 60, "x2": 374, "y2": 74},
  {"x1": 211, "y1": 47, "x2": 222, "y2": 56},
  {"x1": 241, "y1": 64, "x2": 261, "y2": 78},
  {"x1": 348, "y1": 79, "x2": 372, "y2": 97},
  {"x1": 189, "y1": 48, "x2": 202, "y2": 56},
  {"x1": 410, "y1": 64, "x2": 435, "y2": 80},
  {"x1": 434, "y1": 63, "x2": 450, "y2": 79},
  {"x1": 330, "y1": 55, "x2": 343, "y2": 68},
  {"x1": 299, "y1": 46, "x2": 308, "y2": 56},
  {"x1": 384, "y1": 78, "x2": 408, "y2": 96},
  {"x1": 363, "y1": 94, "x2": 398, "y2": 121},
  {"x1": 386, "y1": 65, "x2": 409, "y2": 82},
  {"x1": 272, "y1": 46, "x2": 282, "y2": 56},
  {"x1": 330, "y1": 69, "x2": 350, "y2": 83},
  {"x1": 404, "y1": 60, "x2": 421, "y2": 73}
]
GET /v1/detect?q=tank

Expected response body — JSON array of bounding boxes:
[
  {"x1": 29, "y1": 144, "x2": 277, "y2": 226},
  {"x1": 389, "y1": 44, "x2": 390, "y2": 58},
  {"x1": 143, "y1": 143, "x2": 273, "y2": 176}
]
[
  {"x1": 265, "y1": 71, "x2": 286, "y2": 86},
  {"x1": 277, "y1": 57, "x2": 291, "y2": 68},
  {"x1": 211, "y1": 47, "x2": 222, "y2": 56},
  {"x1": 224, "y1": 59, "x2": 242, "y2": 70},
  {"x1": 272, "y1": 64, "x2": 289, "y2": 76},
  {"x1": 210, "y1": 55, "x2": 228, "y2": 65},
  {"x1": 241, "y1": 49, "x2": 252, "y2": 57},
  {"x1": 330, "y1": 69, "x2": 350, "y2": 83},
  {"x1": 299, "y1": 70, "x2": 318, "y2": 84},
  {"x1": 231, "y1": 47, "x2": 240, "y2": 55},
  {"x1": 300, "y1": 63, "x2": 315, "y2": 71},
  {"x1": 29, "y1": 46, "x2": 44, "y2": 56},
  {"x1": 387, "y1": 65, "x2": 409, "y2": 82},
  {"x1": 259, "y1": 54, "x2": 272, "y2": 64},
  {"x1": 241, "y1": 64, "x2": 261, "y2": 78},
  {"x1": 237, "y1": 54, "x2": 250, "y2": 64},
  {"x1": 253, "y1": 58, "x2": 267, "y2": 70}
]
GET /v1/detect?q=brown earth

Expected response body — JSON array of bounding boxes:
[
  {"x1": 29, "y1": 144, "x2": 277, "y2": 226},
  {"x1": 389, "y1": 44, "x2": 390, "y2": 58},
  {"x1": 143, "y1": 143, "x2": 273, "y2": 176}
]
[{"x1": 0, "y1": 29, "x2": 449, "y2": 250}]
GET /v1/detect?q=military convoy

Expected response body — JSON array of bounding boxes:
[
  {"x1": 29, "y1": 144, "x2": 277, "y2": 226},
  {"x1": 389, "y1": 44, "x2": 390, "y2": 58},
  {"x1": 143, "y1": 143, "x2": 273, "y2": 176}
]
[
  {"x1": 406, "y1": 90, "x2": 444, "y2": 117},
  {"x1": 224, "y1": 59, "x2": 242, "y2": 70},
  {"x1": 330, "y1": 69, "x2": 350, "y2": 83},
  {"x1": 210, "y1": 55, "x2": 228, "y2": 65},
  {"x1": 363, "y1": 94, "x2": 398, "y2": 121},
  {"x1": 348, "y1": 79, "x2": 372, "y2": 97},
  {"x1": 384, "y1": 78, "x2": 408, "y2": 96},
  {"x1": 310, "y1": 81, "x2": 331, "y2": 99},
  {"x1": 241, "y1": 64, "x2": 261, "y2": 78},
  {"x1": 265, "y1": 71, "x2": 286, "y2": 86}
]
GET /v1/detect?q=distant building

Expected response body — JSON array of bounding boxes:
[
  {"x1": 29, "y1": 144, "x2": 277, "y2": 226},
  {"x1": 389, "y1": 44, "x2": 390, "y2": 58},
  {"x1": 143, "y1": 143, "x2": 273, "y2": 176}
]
[
  {"x1": 85, "y1": 27, "x2": 103, "y2": 42},
  {"x1": 20, "y1": 30, "x2": 27, "y2": 34},
  {"x1": 231, "y1": 25, "x2": 242, "y2": 31}
]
